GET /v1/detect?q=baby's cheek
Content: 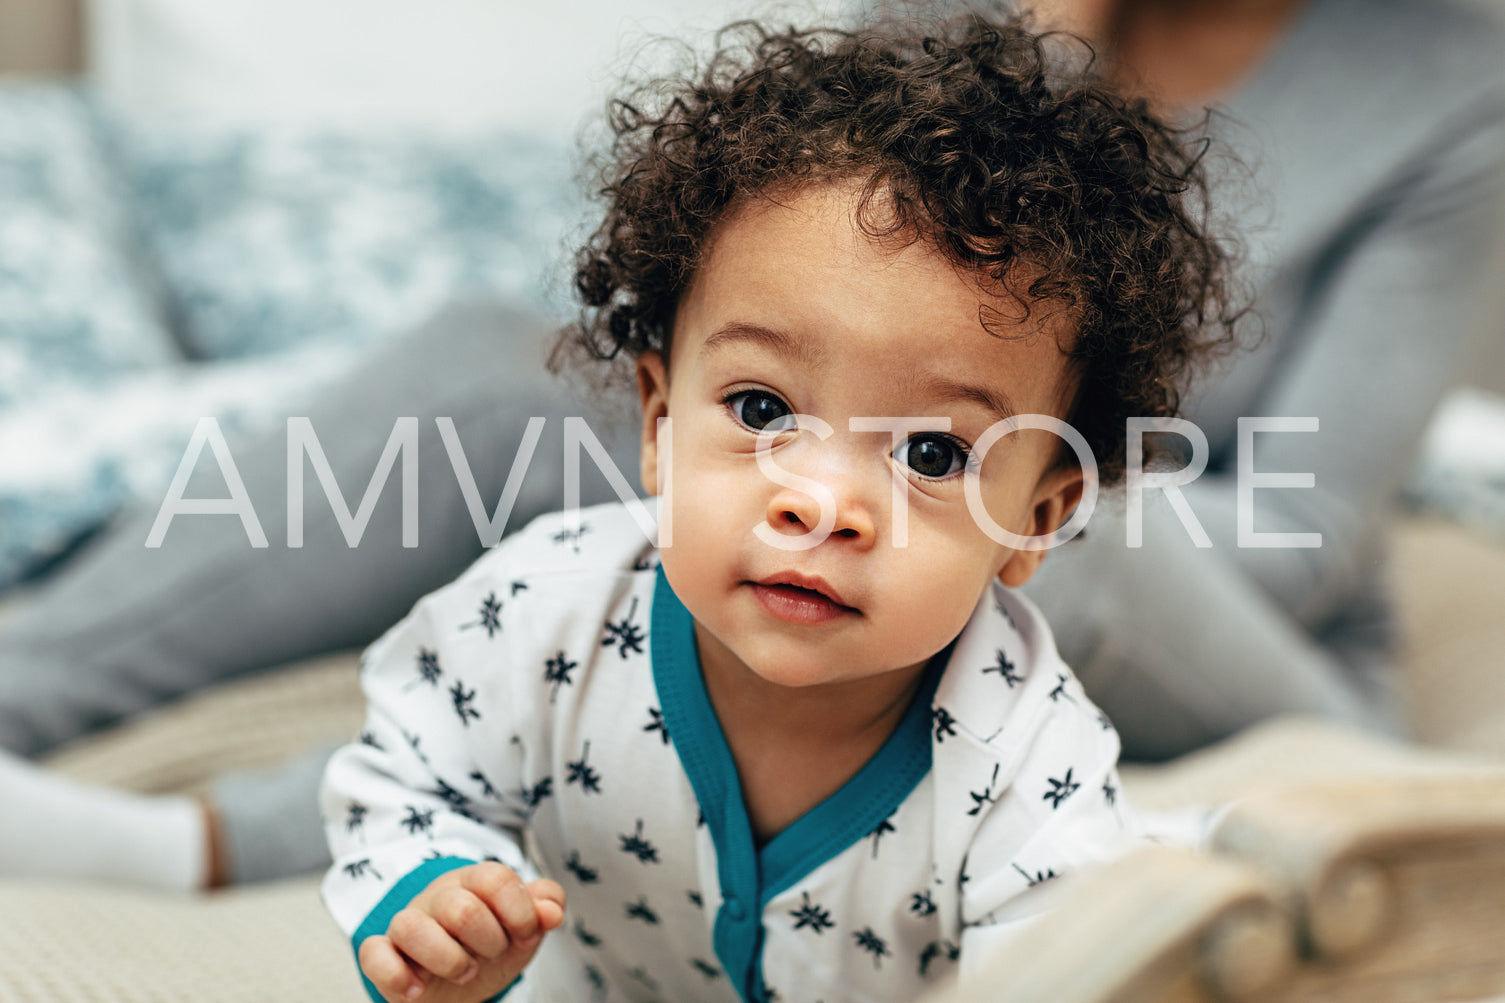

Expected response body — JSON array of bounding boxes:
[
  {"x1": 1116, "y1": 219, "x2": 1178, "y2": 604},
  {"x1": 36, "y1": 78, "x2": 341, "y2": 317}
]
[{"x1": 884, "y1": 555, "x2": 990, "y2": 647}]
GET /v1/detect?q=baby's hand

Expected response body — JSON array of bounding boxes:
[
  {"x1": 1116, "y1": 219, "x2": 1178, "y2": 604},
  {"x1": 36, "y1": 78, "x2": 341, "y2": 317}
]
[{"x1": 358, "y1": 862, "x2": 566, "y2": 1003}]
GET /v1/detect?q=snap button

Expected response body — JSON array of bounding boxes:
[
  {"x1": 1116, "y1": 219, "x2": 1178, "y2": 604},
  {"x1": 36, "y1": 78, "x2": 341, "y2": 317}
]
[{"x1": 724, "y1": 897, "x2": 747, "y2": 921}]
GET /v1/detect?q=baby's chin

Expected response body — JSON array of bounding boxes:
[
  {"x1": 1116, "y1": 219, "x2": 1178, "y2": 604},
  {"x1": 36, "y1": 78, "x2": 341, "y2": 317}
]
[
  {"x1": 734, "y1": 644, "x2": 924, "y2": 692},
  {"x1": 742, "y1": 660, "x2": 858, "y2": 690}
]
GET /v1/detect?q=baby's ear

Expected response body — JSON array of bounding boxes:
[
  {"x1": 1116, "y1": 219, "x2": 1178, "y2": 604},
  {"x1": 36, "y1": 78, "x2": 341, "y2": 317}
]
[
  {"x1": 636, "y1": 352, "x2": 670, "y2": 497},
  {"x1": 995, "y1": 464, "x2": 1085, "y2": 588}
]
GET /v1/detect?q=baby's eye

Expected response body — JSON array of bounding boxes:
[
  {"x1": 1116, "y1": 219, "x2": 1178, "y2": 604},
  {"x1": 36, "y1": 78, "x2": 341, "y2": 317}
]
[
  {"x1": 725, "y1": 390, "x2": 795, "y2": 432},
  {"x1": 895, "y1": 433, "x2": 969, "y2": 479}
]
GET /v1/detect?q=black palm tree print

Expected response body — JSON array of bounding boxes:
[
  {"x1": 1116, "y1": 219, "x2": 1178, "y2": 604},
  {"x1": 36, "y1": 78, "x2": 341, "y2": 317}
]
[
  {"x1": 513, "y1": 777, "x2": 553, "y2": 820},
  {"x1": 625, "y1": 897, "x2": 660, "y2": 924},
  {"x1": 643, "y1": 706, "x2": 670, "y2": 744},
  {"x1": 343, "y1": 858, "x2": 382, "y2": 881},
  {"x1": 404, "y1": 647, "x2": 443, "y2": 691},
  {"x1": 566, "y1": 742, "x2": 602, "y2": 794},
  {"x1": 470, "y1": 770, "x2": 499, "y2": 799},
  {"x1": 601, "y1": 597, "x2": 646, "y2": 658},
  {"x1": 1012, "y1": 862, "x2": 1060, "y2": 887},
  {"x1": 931, "y1": 706, "x2": 958, "y2": 742},
  {"x1": 690, "y1": 959, "x2": 722, "y2": 980},
  {"x1": 1044, "y1": 767, "x2": 1081, "y2": 809},
  {"x1": 543, "y1": 651, "x2": 577, "y2": 703},
  {"x1": 992, "y1": 592, "x2": 1017, "y2": 628},
  {"x1": 1097, "y1": 711, "x2": 1114, "y2": 731},
  {"x1": 968, "y1": 764, "x2": 1001, "y2": 816},
  {"x1": 868, "y1": 814, "x2": 896, "y2": 858},
  {"x1": 790, "y1": 892, "x2": 835, "y2": 933},
  {"x1": 619, "y1": 819, "x2": 659, "y2": 863},
  {"x1": 1048, "y1": 673, "x2": 1077, "y2": 704},
  {"x1": 983, "y1": 650, "x2": 1023, "y2": 687},
  {"x1": 551, "y1": 523, "x2": 591, "y2": 552},
  {"x1": 510, "y1": 580, "x2": 529, "y2": 596},
  {"x1": 359, "y1": 730, "x2": 384, "y2": 751},
  {"x1": 401, "y1": 805, "x2": 436, "y2": 838},
  {"x1": 573, "y1": 919, "x2": 602, "y2": 948},
  {"x1": 450, "y1": 680, "x2": 480, "y2": 727},
  {"x1": 918, "y1": 940, "x2": 960, "y2": 977},
  {"x1": 628, "y1": 967, "x2": 659, "y2": 991},
  {"x1": 402, "y1": 730, "x2": 427, "y2": 764},
  {"x1": 687, "y1": 890, "x2": 703, "y2": 909},
  {"x1": 563, "y1": 850, "x2": 599, "y2": 884},
  {"x1": 853, "y1": 927, "x2": 891, "y2": 968},
  {"x1": 429, "y1": 778, "x2": 479, "y2": 821},
  {"x1": 909, "y1": 889, "x2": 937, "y2": 916},
  {"x1": 1103, "y1": 777, "x2": 1118, "y2": 807},
  {"x1": 462, "y1": 592, "x2": 503, "y2": 638},
  {"x1": 345, "y1": 801, "x2": 368, "y2": 841}
]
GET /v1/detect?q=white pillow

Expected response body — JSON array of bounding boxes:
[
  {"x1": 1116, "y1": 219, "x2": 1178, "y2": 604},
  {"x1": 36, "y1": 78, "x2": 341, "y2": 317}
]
[{"x1": 87, "y1": 0, "x2": 862, "y2": 138}]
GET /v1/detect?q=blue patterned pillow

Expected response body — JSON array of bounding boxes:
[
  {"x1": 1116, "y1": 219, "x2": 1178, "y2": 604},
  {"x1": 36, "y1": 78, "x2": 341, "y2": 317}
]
[
  {"x1": 111, "y1": 122, "x2": 585, "y2": 359},
  {"x1": 0, "y1": 348, "x2": 355, "y2": 590},
  {"x1": 0, "y1": 85, "x2": 177, "y2": 410},
  {"x1": 0, "y1": 84, "x2": 187, "y2": 589}
]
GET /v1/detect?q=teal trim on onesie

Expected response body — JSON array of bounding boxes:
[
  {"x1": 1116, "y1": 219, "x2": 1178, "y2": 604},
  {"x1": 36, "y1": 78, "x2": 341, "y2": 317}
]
[
  {"x1": 351, "y1": 855, "x2": 515, "y2": 1003},
  {"x1": 650, "y1": 566, "x2": 941, "y2": 1003}
]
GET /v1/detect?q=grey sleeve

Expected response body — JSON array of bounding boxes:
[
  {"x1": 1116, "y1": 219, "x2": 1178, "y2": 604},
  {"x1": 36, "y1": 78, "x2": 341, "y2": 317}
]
[
  {"x1": 1023, "y1": 102, "x2": 1505, "y2": 759},
  {"x1": 1168, "y1": 106, "x2": 1505, "y2": 627}
]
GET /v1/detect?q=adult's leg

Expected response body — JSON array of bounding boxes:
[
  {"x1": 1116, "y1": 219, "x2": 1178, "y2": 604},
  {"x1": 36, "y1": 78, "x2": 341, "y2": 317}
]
[
  {"x1": 1020, "y1": 492, "x2": 1402, "y2": 762},
  {"x1": 0, "y1": 298, "x2": 640, "y2": 756},
  {"x1": 0, "y1": 299, "x2": 641, "y2": 884}
]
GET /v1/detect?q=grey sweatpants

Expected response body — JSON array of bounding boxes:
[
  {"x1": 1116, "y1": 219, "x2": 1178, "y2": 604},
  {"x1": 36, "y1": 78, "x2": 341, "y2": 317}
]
[
  {"x1": 0, "y1": 299, "x2": 1399, "y2": 882},
  {"x1": 0, "y1": 300, "x2": 641, "y2": 882}
]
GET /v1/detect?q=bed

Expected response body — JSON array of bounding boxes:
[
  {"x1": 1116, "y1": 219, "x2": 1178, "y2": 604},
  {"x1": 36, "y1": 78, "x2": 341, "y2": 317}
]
[{"x1": 4, "y1": 1, "x2": 1505, "y2": 1000}]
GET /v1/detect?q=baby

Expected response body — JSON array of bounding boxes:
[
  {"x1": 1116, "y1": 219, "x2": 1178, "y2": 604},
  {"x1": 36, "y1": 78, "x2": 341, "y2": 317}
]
[{"x1": 321, "y1": 11, "x2": 1235, "y2": 1003}]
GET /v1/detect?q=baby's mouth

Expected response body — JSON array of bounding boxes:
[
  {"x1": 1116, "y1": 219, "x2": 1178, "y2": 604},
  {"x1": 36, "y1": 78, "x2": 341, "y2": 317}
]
[{"x1": 747, "y1": 576, "x2": 860, "y2": 624}]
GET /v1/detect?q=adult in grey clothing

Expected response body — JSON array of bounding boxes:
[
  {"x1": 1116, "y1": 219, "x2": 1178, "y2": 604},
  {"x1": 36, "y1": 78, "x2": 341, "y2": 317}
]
[
  {"x1": 0, "y1": 302, "x2": 643, "y2": 885},
  {"x1": 1023, "y1": 0, "x2": 1505, "y2": 757},
  {"x1": 1, "y1": 0, "x2": 1503, "y2": 885}
]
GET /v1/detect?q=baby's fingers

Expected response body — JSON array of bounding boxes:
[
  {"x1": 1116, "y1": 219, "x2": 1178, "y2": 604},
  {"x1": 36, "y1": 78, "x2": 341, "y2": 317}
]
[
  {"x1": 430, "y1": 886, "x2": 508, "y2": 960},
  {"x1": 358, "y1": 934, "x2": 431, "y2": 1002},
  {"x1": 526, "y1": 879, "x2": 567, "y2": 931},
  {"x1": 463, "y1": 864, "x2": 545, "y2": 946},
  {"x1": 388, "y1": 907, "x2": 480, "y2": 988}
]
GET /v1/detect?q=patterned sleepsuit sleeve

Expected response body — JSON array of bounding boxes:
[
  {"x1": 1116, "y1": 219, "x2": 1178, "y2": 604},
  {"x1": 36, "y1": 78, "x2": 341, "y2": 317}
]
[
  {"x1": 319, "y1": 562, "x2": 538, "y2": 991},
  {"x1": 921, "y1": 584, "x2": 1141, "y2": 984},
  {"x1": 954, "y1": 670, "x2": 1134, "y2": 980}
]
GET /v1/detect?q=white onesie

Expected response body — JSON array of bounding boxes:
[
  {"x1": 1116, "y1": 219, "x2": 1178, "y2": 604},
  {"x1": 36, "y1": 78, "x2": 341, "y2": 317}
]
[{"x1": 321, "y1": 501, "x2": 1137, "y2": 1003}]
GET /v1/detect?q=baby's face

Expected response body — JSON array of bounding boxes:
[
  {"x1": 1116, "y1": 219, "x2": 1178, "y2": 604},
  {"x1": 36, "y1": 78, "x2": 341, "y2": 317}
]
[{"x1": 637, "y1": 181, "x2": 1083, "y2": 691}]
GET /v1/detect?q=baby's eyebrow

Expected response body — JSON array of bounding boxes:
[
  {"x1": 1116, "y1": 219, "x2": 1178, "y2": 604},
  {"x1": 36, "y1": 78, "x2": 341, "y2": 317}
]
[
  {"x1": 700, "y1": 322, "x2": 825, "y2": 366},
  {"x1": 921, "y1": 377, "x2": 1018, "y2": 425}
]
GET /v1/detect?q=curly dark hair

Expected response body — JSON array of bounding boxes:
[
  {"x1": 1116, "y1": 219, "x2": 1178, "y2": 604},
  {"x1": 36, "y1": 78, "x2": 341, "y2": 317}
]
[{"x1": 559, "y1": 10, "x2": 1241, "y2": 487}]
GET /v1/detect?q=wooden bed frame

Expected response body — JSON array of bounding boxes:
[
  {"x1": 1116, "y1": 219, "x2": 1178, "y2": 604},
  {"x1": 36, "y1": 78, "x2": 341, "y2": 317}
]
[{"x1": 937, "y1": 777, "x2": 1505, "y2": 1003}]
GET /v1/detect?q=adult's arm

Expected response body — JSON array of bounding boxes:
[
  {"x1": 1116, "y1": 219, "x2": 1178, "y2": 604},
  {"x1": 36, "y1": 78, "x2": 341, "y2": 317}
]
[
  {"x1": 1171, "y1": 106, "x2": 1505, "y2": 628},
  {"x1": 1023, "y1": 96, "x2": 1505, "y2": 759}
]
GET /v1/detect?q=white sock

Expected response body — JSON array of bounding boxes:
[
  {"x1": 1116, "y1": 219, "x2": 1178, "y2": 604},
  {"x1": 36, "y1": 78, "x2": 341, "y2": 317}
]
[{"x1": 0, "y1": 750, "x2": 206, "y2": 891}]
